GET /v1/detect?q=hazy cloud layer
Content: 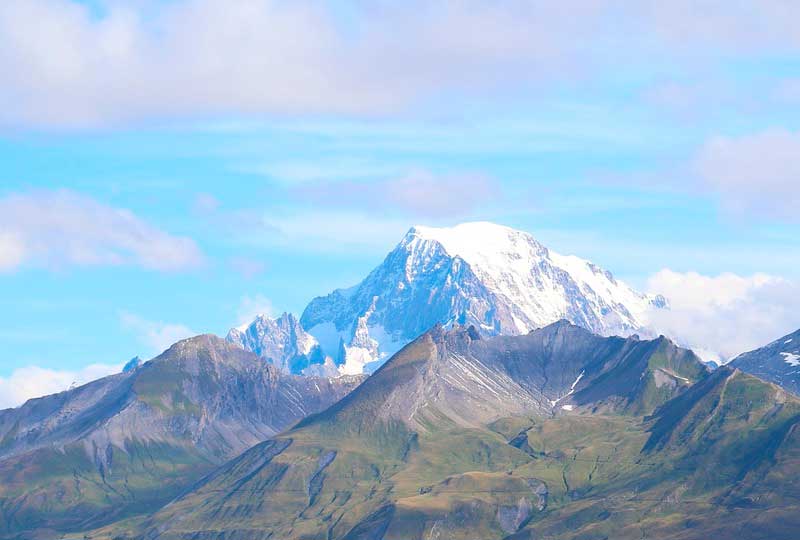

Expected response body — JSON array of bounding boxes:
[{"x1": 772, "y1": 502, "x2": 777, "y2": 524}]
[
  {"x1": 646, "y1": 269, "x2": 800, "y2": 362},
  {"x1": 119, "y1": 311, "x2": 196, "y2": 354},
  {"x1": 695, "y1": 129, "x2": 800, "y2": 221},
  {"x1": 0, "y1": 190, "x2": 203, "y2": 272},
  {"x1": 0, "y1": 363, "x2": 122, "y2": 409},
  {"x1": 3, "y1": 0, "x2": 800, "y2": 129}
]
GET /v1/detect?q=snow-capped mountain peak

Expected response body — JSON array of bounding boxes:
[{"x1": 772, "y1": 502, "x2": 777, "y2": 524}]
[
  {"x1": 398, "y1": 222, "x2": 664, "y2": 334},
  {"x1": 296, "y1": 222, "x2": 666, "y2": 374}
]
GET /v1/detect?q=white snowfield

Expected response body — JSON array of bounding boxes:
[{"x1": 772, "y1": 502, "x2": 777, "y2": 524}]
[{"x1": 411, "y1": 222, "x2": 662, "y2": 335}]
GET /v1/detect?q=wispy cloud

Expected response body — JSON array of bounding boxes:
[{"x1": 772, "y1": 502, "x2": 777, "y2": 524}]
[
  {"x1": 0, "y1": 190, "x2": 204, "y2": 272},
  {"x1": 646, "y1": 269, "x2": 800, "y2": 362},
  {"x1": 254, "y1": 211, "x2": 412, "y2": 254},
  {"x1": 3, "y1": 0, "x2": 799, "y2": 129},
  {"x1": 119, "y1": 311, "x2": 196, "y2": 354},
  {"x1": 0, "y1": 0, "x2": 589, "y2": 128},
  {"x1": 695, "y1": 129, "x2": 800, "y2": 221},
  {"x1": 0, "y1": 363, "x2": 122, "y2": 410},
  {"x1": 250, "y1": 158, "x2": 403, "y2": 183}
]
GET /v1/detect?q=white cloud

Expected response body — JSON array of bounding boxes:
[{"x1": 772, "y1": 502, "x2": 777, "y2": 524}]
[
  {"x1": 0, "y1": 190, "x2": 203, "y2": 271},
  {"x1": 642, "y1": 2, "x2": 800, "y2": 52},
  {"x1": 119, "y1": 311, "x2": 196, "y2": 353},
  {"x1": 695, "y1": 129, "x2": 800, "y2": 220},
  {"x1": 0, "y1": 363, "x2": 122, "y2": 409},
  {"x1": 4, "y1": 0, "x2": 798, "y2": 129},
  {"x1": 645, "y1": 269, "x2": 800, "y2": 363},
  {"x1": 0, "y1": 0, "x2": 591, "y2": 128}
]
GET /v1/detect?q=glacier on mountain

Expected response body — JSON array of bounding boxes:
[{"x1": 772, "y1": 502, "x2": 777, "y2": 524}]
[
  {"x1": 230, "y1": 222, "x2": 667, "y2": 375},
  {"x1": 296, "y1": 222, "x2": 665, "y2": 374}
]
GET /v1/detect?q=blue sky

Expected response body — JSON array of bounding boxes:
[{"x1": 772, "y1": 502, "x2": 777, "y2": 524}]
[{"x1": 1, "y1": 0, "x2": 799, "y2": 406}]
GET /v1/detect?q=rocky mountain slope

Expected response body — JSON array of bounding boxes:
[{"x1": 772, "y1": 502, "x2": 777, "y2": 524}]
[
  {"x1": 0, "y1": 335, "x2": 362, "y2": 538},
  {"x1": 234, "y1": 222, "x2": 666, "y2": 375},
  {"x1": 118, "y1": 322, "x2": 750, "y2": 540},
  {"x1": 731, "y1": 328, "x2": 800, "y2": 395},
  {"x1": 6, "y1": 324, "x2": 799, "y2": 540}
]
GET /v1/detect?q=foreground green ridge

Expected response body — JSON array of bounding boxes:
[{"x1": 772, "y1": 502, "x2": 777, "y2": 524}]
[
  {"x1": 8, "y1": 322, "x2": 800, "y2": 540},
  {"x1": 125, "y1": 324, "x2": 800, "y2": 540}
]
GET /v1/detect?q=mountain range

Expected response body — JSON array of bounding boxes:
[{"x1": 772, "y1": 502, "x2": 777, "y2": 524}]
[
  {"x1": 1, "y1": 221, "x2": 798, "y2": 539},
  {"x1": 231, "y1": 222, "x2": 667, "y2": 375},
  {"x1": 89, "y1": 322, "x2": 800, "y2": 540},
  {"x1": 1, "y1": 324, "x2": 798, "y2": 539}
]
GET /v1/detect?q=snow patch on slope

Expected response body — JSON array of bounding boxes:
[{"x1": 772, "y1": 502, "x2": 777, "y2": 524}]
[
  {"x1": 781, "y1": 352, "x2": 800, "y2": 367},
  {"x1": 550, "y1": 370, "x2": 584, "y2": 407}
]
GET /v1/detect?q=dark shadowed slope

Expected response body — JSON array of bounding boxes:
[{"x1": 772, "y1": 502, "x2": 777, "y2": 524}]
[
  {"x1": 0, "y1": 334, "x2": 362, "y2": 539},
  {"x1": 732, "y1": 328, "x2": 800, "y2": 396}
]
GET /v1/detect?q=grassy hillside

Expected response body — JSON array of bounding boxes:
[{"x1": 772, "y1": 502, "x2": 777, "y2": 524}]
[
  {"x1": 16, "y1": 326, "x2": 800, "y2": 540},
  {"x1": 112, "y1": 377, "x2": 800, "y2": 540},
  {"x1": 90, "y1": 327, "x2": 800, "y2": 540}
]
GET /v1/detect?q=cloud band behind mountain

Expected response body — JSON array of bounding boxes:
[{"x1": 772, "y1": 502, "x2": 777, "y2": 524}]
[
  {"x1": 0, "y1": 190, "x2": 203, "y2": 272},
  {"x1": 646, "y1": 269, "x2": 800, "y2": 362}
]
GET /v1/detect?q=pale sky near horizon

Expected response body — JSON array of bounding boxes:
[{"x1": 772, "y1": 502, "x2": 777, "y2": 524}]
[{"x1": 1, "y1": 0, "x2": 799, "y2": 407}]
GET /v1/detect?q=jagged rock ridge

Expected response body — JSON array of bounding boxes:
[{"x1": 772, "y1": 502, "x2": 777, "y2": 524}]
[{"x1": 226, "y1": 312, "x2": 326, "y2": 374}]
